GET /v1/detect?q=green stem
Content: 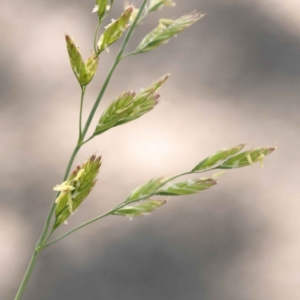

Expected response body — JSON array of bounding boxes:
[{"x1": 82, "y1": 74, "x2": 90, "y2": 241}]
[
  {"x1": 94, "y1": 21, "x2": 101, "y2": 55},
  {"x1": 121, "y1": 51, "x2": 138, "y2": 59},
  {"x1": 63, "y1": 144, "x2": 82, "y2": 181},
  {"x1": 81, "y1": 0, "x2": 148, "y2": 140},
  {"x1": 40, "y1": 229, "x2": 54, "y2": 248},
  {"x1": 14, "y1": 250, "x2": 40, "y2": 300},
  {"x1": 81, "y1": 134, "x2": 95, "y2": 145},
  {"x1": 135, "y1": 1, "x2": 163, "y2": 26},
  {"x1": 43, "y1": 210, "x2": 114, "y2": 248},
  {"x1": 79, "y1": 86, "x2": 86, "y2": 143}
]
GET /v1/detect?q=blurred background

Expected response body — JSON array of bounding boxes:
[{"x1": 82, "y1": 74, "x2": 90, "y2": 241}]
[{"x1": 1, "y1": 0, "x2": 300, "y2": 299}]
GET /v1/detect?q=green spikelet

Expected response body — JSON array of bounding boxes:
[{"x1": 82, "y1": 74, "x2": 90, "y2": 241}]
[
  {"x1": 93, "y1": 0, "x2": 108, "y2": 20},
  {"x1": 112, "y1": 74, "x2": 169, "y2": 126},
  {"x1": 219, "y1": 147, "x2": 276, "y2": 169},
  {"x1": 53, "y1": 155, "x2": 102, "y2": 229},
  {"x1": 97, "y1": 7, "x2": 133, "y2": 54},
  {"x1": 192, "y1": 144, "x2": 246, "y2": 172},
  {"x1": 94, "y1": 91, "x2": 136, "y2": 135},
  {"x1": 94, "y1": 74, "x2": 169, "y2": 135},
  {"x1": 127, "y1": 177, "x2": 167, "y2": 202},
  {"x1": 135, "y1": 12, "x2": 204, "y2": 54},
  {"x1": 65, "y1": 35, "x2": 99, "y2": 86}
]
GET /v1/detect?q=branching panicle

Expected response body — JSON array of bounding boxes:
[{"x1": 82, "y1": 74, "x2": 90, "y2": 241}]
[{"x1": 14, "y1": 1, "x2": 276, "y2": 299}]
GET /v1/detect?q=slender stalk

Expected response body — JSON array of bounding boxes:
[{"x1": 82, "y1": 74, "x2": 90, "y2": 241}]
[
  {"x1": 121, "y1": 51, "x2": 137, "y2": 59},
  {"x1": 43, "y1": 210, "x2": 115, "y2": 248},
  {"x1": 135, "y1": 1, "x2": 163, "y2": 26},
  {"x1": 40, "y1": 229, "x2": 54, "y2": 248},
  {"x1": 14, "y1": 250, "x2": 40, "y2": 300},
  {"x1": 136, "y1": 4, "x2": 149, "y2": 25},
  {"x1": 81, "y1": 0, "x2": 148, "y2": 139},
  {"x1": 94, "y1": 21, "x2": 101, "y2": 55},
  {"x1": 78, "y1": 86, "x2": 86, "y2": 143},
  {"x1": 81, "y1": 134, "x2": 95, "y2": 145}
]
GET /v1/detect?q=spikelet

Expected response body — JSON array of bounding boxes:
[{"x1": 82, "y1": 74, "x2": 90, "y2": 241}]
[{"x1": 53, "y1": 155, "x2": 102, "y2": 229}]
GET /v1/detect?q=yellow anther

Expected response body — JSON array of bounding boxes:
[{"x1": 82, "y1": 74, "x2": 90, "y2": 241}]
[
  {"x1": 53, "y1": 181, "x2": 75, "y2": 192},
  {"x1": 74, "y1": 168, "x2": 85, "y2": 181},
  {"x1": 212, "y1": 171, "x2": 226, "y2": 179},
  {"x1": 246, "y1": 154, "x2": 253, "y2": 166},
  {"x1": 257, "y1": 154, "x2": 265, "y2": 168}
]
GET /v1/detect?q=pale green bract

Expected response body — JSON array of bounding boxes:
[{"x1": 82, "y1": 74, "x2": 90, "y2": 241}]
[
  {"x1": 192, "y1": 144, "x2": 246, "y2": 172},
  {"x1": 219, "y1": 147, "x2": 276, "y2": 169},
  {"x1": 94, "y1": 91, "x2": 136, "y2": 135},
  {"x1": 135, "y1": 12, "x2": 204, "y2": 53},
  {"x1": 112, "y1": 200, "x2": 166, "y2": 217},
  {"x1": 97, "y1": 7, "x2": 133, "y2": 53},
  {"x1": 127, "y1": 177, "x2": 167, "y2": 202},
  {"x1": 94, "y1": 74, "x2": 169, "y2": 135},
  {"x1": 93, "y1": 0, "x2": 108, "y2": 19},
  {"x1": 155, "y1": 178, "x2": 217, "y2": 196},
  {"x1": 65, "y1": 35, "x2": 99, "y2": 86}
]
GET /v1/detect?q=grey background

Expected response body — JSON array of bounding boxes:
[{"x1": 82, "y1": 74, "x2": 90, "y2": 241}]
[{"x1": 1, "y1": 0, "x2": 300, "y2": 299}]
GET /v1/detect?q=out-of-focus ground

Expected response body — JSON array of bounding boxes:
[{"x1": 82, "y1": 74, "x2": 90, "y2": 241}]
[{"x1": 1, "y1": 0, "x2": 300, "y2": 299}]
